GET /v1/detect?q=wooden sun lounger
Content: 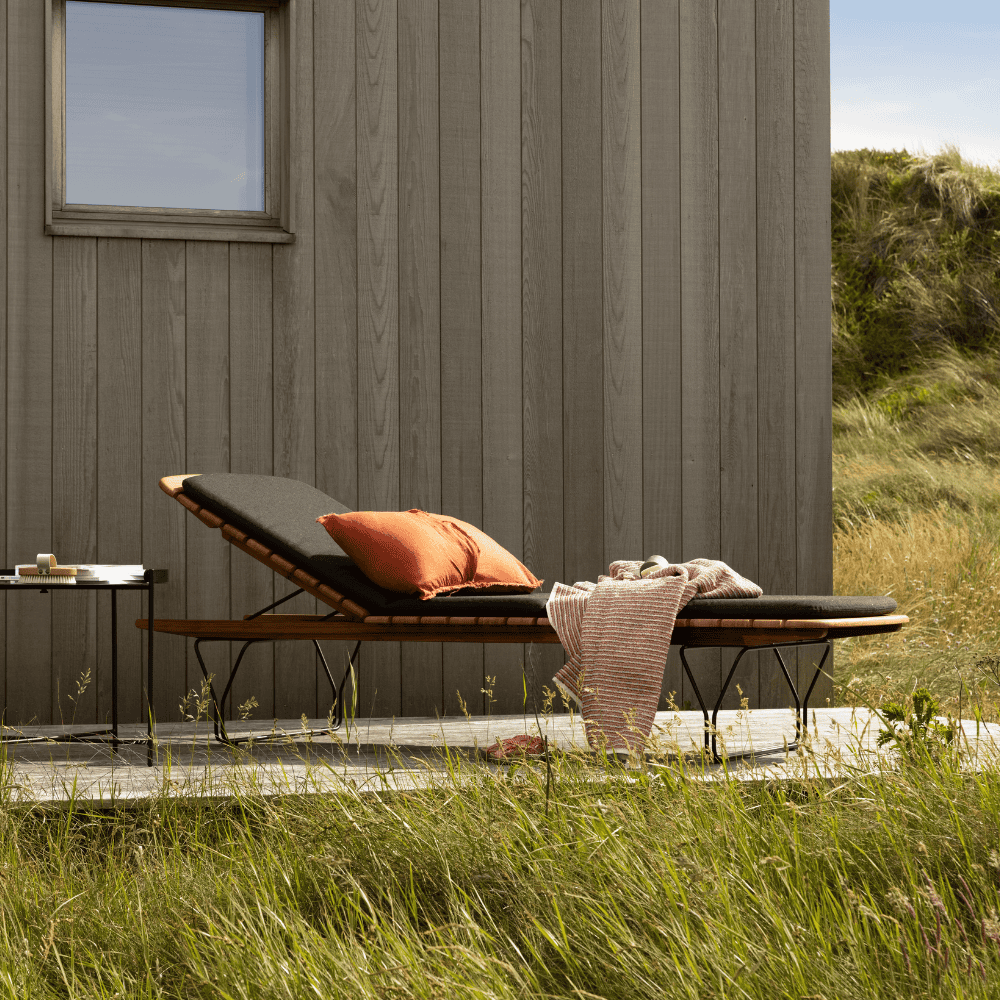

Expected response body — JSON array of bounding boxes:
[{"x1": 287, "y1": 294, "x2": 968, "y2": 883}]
[{"x1": 138, "y1": 475, "x2": 908, "y2": 758}]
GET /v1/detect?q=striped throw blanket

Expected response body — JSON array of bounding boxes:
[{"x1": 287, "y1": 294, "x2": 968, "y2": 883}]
[{"x1": 547, "y1": 559, "x2": 763, "y2": 752}]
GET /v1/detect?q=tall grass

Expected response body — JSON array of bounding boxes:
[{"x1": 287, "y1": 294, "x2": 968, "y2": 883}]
[{"x1": 5, "y1": 746, "x2": 1000, "y2": 999}]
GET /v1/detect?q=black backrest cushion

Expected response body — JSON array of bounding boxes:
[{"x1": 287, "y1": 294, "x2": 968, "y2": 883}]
[
  {"x1": 180, "y1": 474, "x2": 553, "y2": 616},
  {"x1": 181, "y1": 474, "x2": 897, "y2": 620}
]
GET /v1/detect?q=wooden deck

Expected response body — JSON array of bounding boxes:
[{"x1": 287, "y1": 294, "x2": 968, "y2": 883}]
[{"x1": 4, "y1": 708, "x2": 998, "y2": 805}]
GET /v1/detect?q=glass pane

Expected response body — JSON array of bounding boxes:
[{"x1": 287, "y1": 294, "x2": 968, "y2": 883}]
[{"x1": 65, "y1": 2, "x2": 265, "y2": 211}]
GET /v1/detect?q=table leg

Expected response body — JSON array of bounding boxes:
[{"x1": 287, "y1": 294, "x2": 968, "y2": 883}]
[
  {"x1": 111, "y1": 589, "x2": 119, "y2": 756},
  {"x1": 147, "y1": 572, "x2": 155, "y2": 766}
]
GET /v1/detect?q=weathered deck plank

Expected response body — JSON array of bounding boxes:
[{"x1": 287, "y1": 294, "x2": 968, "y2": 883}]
[{"x1": 5, "y1": 709, "x2": 997, "y2": 805}]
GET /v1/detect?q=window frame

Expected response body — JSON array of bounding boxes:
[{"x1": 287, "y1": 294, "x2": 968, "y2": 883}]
[{"x1": 45, "y1": 0, "x2": 295, "y2": 243}]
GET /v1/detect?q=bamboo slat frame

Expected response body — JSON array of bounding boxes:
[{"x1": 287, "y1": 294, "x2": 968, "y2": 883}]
[{"x1": 136, "y1": 612, "x2": 909, "y2": 647}]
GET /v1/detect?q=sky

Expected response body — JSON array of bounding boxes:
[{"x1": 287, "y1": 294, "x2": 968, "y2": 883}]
[{"x1": 831, "y1": 0, "x2": 1000, "y2": 170}]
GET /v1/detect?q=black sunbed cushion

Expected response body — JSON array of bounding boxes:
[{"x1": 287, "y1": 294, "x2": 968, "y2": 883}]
[
  {"x1": 368, "y1": 593, "x2": 896, "y2": 619},
  {"x1": 678, "y1": 594, "x2": 897, "y2": 618},
  {"x1": 180, "y1": 474, "x2": 897, "y2": 620}
]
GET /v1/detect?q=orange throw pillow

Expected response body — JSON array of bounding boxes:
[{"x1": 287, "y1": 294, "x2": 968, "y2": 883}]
[
  {"x1": 315, "y1": 509, "x2": 479, "y2": 599},
  {"x1": 425, "y1": 513, "x2": 542, "y2": 593}
]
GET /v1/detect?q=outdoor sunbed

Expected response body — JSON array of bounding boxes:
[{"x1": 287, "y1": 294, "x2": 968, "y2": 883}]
[{"x1": 138, "y1": 474, "x2": 908, "y2": 759}]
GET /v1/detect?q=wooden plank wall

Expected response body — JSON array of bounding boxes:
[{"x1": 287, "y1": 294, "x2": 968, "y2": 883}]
[{"x1": 1, "y1": 0, "x2": 833, "y2": 726}]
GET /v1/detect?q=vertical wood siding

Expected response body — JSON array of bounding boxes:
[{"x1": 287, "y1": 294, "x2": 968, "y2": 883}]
[
  {"x1": 756, "y1": 0, "x2": 800, "y2": 707},
  {"x1": 228, "y1": 242, "x2": 274, "y2": 717},
  {"x1": 481, "y1": 0, "x2": 522, "y2": 710},
  {"x1": 397, "y1": 0, "x2": 440, "y2": 716},
  {"x1": 522, "y1": 0, "x2": 563, "y2": 705},
  {"x1": 271, "y1": 0, "x2": 317, "y2": 719},
  {"x1": 640, "y1": 0, "x2": 684, "y2": 709},
  {"x1": 141, "y1": 240, "x2": 187, "y2": 721},
  {"x1": 357, "y1": 0, "x2": 400, "y2": 717},
  {"x1": 53, "y1": 237, "x2": 97, "y2": 724},
  {"x1": 439, "y1": 0, "x2": 483, "y2": 715},
  {"x1": 8, "y1": 0, "x2": 52, "y2": 725},
  {"x1": 313, "y1": 0, "x2": 358, "y2": 716},
  {"x1": 678, "y1": 1, "x2": 723, "y2": 709},
  {"x1": 95, "y1": 239, "x2": 143, "y2": 721},
  {"x1": 795, "y1": 2, "x2": 834, "y2": 697},
  {"x1": 718, "y1": 0, "x2": 759, "y2": 708},
  {"x1": 562, "y1": 0, "x2": 603, "y2": 591},
  {"x1": 1, "y1": 0, "x2": 832, "y2": 725}
]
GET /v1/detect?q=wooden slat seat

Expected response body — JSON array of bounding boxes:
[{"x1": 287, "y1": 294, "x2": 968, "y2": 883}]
[{"x1": 136, "y1": 611, "x2": 908, "y2": 646}]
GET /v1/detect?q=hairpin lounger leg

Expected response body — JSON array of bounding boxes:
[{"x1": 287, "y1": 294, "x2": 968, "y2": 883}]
[
  {"x1": 191, "y1": 637, "x2": 362, "y2": 746},
  {"x1": 679, "y1": 640, "x2": 831, "y2": 764}
]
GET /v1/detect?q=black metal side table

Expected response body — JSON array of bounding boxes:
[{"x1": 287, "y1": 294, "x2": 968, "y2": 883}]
[{"x1": 0, "y1": 567, "x2": 167, "y2": 766}]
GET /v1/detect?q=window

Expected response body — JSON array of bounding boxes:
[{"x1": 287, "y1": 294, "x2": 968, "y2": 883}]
[{"x1": 46, "y1": 0, "x2": 294, "y2": 242}]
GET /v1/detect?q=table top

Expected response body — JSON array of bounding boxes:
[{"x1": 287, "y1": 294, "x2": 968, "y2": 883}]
[{"x1": 0, "y1": 568, "x2": 168, "y2": 587}]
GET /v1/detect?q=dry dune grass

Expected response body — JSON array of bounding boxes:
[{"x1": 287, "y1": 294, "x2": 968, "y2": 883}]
[
  {"x1": 833, "y1": 509, "x2": 1000, "y2": 721},
  {"x1": 832, "y1": 349, "x2": 1000, "y2": 719},
  {"x1": 835, "y1": 509, "x2": 1000, "y2": 648},
  {"x1": 829, "y1": 148, "x2": 1000, "y2": 720},
  {"x1": 833, "y1": 452, "x2": 1000, "y2": 527}
]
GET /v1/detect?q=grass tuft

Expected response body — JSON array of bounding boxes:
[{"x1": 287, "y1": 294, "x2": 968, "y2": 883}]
[{"x1": 832, "y1": 146, "x2": 1000, "y2": 399}]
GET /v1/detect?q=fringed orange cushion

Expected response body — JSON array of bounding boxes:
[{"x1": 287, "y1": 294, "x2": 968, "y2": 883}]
[
  {"x1": 316, "y1": 509, "x2": 479, "y2": 599},
  {"x1": 316, "y1": 509, "x2": 543, "y2": 599},
  {"x1": 424, "y1": 513, "x2": 542, "y2": 593}
]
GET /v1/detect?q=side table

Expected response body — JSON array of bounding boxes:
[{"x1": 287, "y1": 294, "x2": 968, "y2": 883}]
[{"x1": 0, "y1": 567, "x2": 167, "y2": 765}]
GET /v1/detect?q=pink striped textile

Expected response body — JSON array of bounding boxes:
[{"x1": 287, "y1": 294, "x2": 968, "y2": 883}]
[{"x1": 547, "y1": 559, "x2": 763, "y2": 752}]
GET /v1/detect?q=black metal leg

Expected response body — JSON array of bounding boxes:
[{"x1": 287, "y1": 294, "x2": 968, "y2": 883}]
[
  {"x1": 111, "y1": 589, "x2": 119, "y2": 757},
  {"x1": 192, "y1": 639, "x2": 227, "y2": 743},
  {"x1": 189, "y1": 636, "x2": 357, "y2": 746},
  {"x1": 217, "y1": 640, "x2": 262, "y2": 739},
  {"x1": 770, "y1": 648, "x2": 802, "y2": 737},
  {"x1": 336, "y1": 641, "x2": 362, "y2": 729},
  {"x1": 312, "y1": 640, "x2": 339, "y2": 717},
  {"x1": 711, "y1": 647, "x2": 754, "y2": 762},
  {"x1": 146, "y1": 571, "x2": 155, "y2": 766},
  {"x1": 678, "y1": 647, "x2": 711, "y2": 755},
  {"x1": 800, "y1": 642, "x2": 831, "y2": 738},
  {"x1": 680, "y1": 639, "x2": 832, "y2": 764}
]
